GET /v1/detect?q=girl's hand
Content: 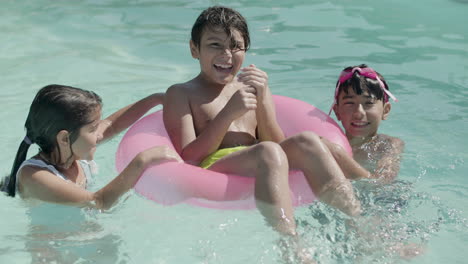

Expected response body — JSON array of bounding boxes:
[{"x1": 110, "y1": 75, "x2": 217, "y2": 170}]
[{"x1": 140, "y1": 146, "x2": 183, "y2": 166}]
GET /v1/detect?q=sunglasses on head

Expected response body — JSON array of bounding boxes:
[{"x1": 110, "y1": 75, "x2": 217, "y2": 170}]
[{"x1": 329, "y1": 66, "x2": 397, "y2": 115}]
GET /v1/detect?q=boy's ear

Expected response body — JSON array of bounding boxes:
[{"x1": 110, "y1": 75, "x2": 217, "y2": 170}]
[
  {"x1": 189, "y1": 40, "x2": 199, "y2": 59},
  {"x1": 333, "y1": 104, "x2": 341, "y2": 120},
  {"x1": 56, "y1": 130, "x2": 70, "y2": 147},
  {"x1": 382, "y1": 102, "x2": 391, "y2": 120}
]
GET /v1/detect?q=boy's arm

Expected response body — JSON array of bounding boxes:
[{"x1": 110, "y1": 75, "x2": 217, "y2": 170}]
[
  {"x1": 321, "y1": 137, "x2": 371, "y2": 180},
  {"x1": 98, "y1": 93, "x2": 165, "y2": 143},
  {"x1": 239, "y1": 65, "x2": 285, "y2": 142},
  {"x1": 164, "y1": 85, "x2": 255, "y2": 164},
  {"x1": 373, "y1": 137, "x2": 404, "y2": 183}
]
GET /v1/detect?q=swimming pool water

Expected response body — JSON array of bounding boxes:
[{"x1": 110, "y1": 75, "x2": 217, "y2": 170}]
[{"x1": 1, "y1": 0, "x2": 467, "y2": 263}]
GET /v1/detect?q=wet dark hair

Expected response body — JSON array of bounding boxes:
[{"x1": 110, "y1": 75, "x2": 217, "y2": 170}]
[
  {"x1": 1, "y1": 84, "x2": 102, "y2": 197},
  {"x1": 336, "y1": 64, "x2": 389, "y2": 104},
  {"x1": 191, "y1": 6, "x2": 250, "y2": 52}
]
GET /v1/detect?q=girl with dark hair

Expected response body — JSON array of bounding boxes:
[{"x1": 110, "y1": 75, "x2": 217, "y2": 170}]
[{"x1": 1, "y1": 84, "x2": 181, "y2": 209}]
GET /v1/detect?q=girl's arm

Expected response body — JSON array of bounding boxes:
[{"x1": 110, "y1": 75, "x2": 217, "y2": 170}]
[
  {"x1": 98, "y1": 93, "x2": 165, "y2": 143},
  {"x1": 321, "y1": 137, "x2": 371, "y2": 180},
  {"x1": 19, "y1": 146, "x2": 182, "y2": 209}
]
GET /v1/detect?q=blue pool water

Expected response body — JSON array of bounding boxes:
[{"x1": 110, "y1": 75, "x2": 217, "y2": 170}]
[{"x1": 0, "y1": 0, "x2": 467, "y2": 263}]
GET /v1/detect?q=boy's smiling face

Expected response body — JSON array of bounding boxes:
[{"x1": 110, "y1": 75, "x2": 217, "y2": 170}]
[
  {"x1": 334, "y1": 87, "x2": 391, "y2": 140},
  {"x1": 190, "y1": 27, "x2": 246, "y2": 85}
]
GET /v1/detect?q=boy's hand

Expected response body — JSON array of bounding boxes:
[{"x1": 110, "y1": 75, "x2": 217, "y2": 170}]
[
  {"x1": 238, "y1": 64, "x2": 269, "y2": 101},
  {"x1": 224, "y1": 85, "x2": 257, "y2": 120}
]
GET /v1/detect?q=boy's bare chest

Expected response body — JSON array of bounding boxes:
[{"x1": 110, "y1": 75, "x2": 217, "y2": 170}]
[
  {"x1": 352, "y1": 142, "x2": 386, "y2": 171},
  {"x1": 190, "y1": 95, "x2": 257, "y2": 145}
]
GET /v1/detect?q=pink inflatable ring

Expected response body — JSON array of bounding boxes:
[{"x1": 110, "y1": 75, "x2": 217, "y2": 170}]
[{"x1": 115, "y1": 95, "x2": 351, "y2": 210}]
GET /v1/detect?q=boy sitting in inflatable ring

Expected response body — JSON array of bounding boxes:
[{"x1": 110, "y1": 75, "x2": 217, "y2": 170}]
[{"x1": 163, "y1": 6, "x2": 362, "y2": 237}]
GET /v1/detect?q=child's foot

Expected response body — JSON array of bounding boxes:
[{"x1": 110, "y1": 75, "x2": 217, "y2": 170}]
[
  {"x1": 277, "y1": 236, "x2": 316, "y2": 264},
  {"x1": 391, "y1": 242, "x2": 425, "y2": 260}
]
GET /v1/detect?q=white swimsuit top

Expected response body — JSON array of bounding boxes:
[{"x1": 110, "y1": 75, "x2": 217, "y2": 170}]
[{"x1": 16, "y1": 159, "x2": 96, "y2": 193}]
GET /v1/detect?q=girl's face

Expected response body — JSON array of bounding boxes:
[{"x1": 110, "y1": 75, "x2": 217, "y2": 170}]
[
  {"x1": 334, "y1": 87, "x2": 391, "y2": 140},
  {"x1": 71, "y1": 108, "x2": 102, "y2": 161}
]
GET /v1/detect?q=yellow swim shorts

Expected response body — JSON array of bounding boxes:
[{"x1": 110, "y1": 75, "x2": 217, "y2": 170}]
[{"x1": 200, "y1": 146, "x2": 247, "y2": 169}]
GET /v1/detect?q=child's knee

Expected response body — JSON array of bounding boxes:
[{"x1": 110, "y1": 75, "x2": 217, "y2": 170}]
[
  {"x1": 253, "y1": 142, "x2": 287, "y2": 167},
  {"x1": 290, "y1": 131, "x2": 326, "y2": 154}
]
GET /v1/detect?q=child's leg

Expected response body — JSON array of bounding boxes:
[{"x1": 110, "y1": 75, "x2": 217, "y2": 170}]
[
  {"x1": 280, "y1": 131, "x2": 361, "y2": 216},
  {"x1": 208, "y1": 142, "x2": 296, "y2": 236}
]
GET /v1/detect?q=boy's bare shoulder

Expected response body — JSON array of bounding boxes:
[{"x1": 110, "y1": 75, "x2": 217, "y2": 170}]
[
  {"x1": 381, "y1": 134, "x2": 403, "y2": 145},
  {"x1": 166, "y1": 82, "x2": 190, "y2": 96},
  {"x1": 377, "y1": 134, "x2": 405, "y2": 151},
  {"x1": 166, "y1": 79, "x2": 201, "y2": 100},
  {"x1": 166, "y1": 79, "x2": 200, "y2": 94}
]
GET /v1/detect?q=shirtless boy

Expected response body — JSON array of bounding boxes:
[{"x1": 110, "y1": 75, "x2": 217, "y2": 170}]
[
  {"x1": 325, "y1": 64, "x2": 404, "y2": 183},
  {"x1": 164, "y1": 6, "x2": 361, "y2": 236}
]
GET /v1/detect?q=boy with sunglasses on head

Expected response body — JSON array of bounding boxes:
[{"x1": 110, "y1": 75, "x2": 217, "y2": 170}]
[
  {"x1": 323, "y1": 64, "x2": 404, "y2": 183},
  {"x1": 326, "y1": 65, "x2": 423, "y2": 258}
]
